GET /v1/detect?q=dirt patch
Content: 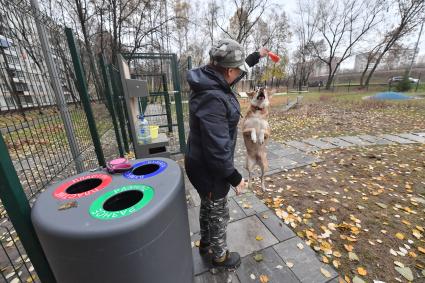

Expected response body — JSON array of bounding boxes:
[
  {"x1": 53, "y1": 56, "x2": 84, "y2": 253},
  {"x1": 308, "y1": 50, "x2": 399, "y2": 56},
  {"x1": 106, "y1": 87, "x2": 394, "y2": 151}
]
[{"x1": 253, "y1": 144, "x2": 425, "y2": 282}]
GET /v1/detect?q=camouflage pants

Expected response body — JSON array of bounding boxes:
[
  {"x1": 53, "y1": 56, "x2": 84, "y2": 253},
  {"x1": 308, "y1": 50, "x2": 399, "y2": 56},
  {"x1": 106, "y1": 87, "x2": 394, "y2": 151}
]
[{"x1": 199, "y1": 195, "x2": 230, "y2": 260}]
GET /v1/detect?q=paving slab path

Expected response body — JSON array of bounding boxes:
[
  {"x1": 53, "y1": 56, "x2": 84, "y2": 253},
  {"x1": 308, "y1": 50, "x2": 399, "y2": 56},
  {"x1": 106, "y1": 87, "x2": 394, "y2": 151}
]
[{"x1": 184, "y1": 131, "x2": 424, "y2": 282}]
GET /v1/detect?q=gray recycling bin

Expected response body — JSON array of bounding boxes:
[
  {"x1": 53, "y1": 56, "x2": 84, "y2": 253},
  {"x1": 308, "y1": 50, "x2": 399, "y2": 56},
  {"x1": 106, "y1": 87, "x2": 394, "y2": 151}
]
[{"x1": 31, "y1": 158, "x2": 193, "y2": 283}]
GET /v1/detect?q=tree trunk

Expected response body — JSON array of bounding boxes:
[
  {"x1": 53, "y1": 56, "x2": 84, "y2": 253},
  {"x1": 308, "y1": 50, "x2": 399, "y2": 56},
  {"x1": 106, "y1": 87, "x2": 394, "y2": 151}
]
[
  {"x1": 359, "y1": 64, "x2": 369, "y2": 87},
  {"x1": 364, "y1": 50, "x2": 388, "y2": 87}
]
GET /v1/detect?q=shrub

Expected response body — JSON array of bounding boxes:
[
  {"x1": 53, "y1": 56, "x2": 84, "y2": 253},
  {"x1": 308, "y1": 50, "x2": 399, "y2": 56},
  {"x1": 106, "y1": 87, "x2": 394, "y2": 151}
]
[{"x1": 395, "y1": 75, "x2": 412, "y2": 92}]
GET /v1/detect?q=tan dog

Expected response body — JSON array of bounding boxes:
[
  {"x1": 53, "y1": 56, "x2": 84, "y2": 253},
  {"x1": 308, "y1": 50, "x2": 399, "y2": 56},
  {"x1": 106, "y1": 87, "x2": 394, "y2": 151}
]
[{"x1": 241, "y1": 87, "x2": 274, "y2": 191}]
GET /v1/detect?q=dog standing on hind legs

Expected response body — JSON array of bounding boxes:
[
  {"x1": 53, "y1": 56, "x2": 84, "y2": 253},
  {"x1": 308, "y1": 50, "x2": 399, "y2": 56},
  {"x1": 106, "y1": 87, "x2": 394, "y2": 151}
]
[{"x1": 242, "y1": 87, "x2": 274, "y2": 191}]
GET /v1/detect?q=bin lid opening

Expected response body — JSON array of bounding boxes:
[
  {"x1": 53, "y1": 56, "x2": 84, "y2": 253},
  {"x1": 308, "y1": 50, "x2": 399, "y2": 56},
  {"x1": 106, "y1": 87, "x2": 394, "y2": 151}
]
[
  {"x1": 132, "y1": 164, "x2": 160, "y2": 176},
  {"x1": 53, "y1": 174, "x2": 112, "y2": 200},
  {"x1": 89, "y1": 185, "x2": 154, "y2": 220},
  {"x1": 103, "y1": 190, "x2": 144, "y2": 212},
  {"x1": 123, "y1": 160, "x2": 167, "y2": 180},
  {"x1": 66, "y1": 178, "x2": 103, "y2": 194}
]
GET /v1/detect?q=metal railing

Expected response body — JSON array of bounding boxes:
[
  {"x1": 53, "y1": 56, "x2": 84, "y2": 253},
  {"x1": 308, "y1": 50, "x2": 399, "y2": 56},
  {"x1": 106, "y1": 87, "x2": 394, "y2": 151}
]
[{"x1": 0, "y1": 0, "x2": 116, "y2": 282}]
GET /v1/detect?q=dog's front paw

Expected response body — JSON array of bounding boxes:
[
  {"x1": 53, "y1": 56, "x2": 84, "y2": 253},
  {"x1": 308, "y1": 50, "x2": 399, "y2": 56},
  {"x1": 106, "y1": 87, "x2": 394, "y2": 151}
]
[{"x1": 251, "y1": 131, "x2": 257, "y2": 143}]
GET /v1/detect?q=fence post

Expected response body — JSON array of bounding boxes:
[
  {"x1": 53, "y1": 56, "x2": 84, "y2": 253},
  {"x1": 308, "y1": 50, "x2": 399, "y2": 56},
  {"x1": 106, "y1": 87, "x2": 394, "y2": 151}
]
[
  {"x1": 171, "y1": 54, "x2": 186, "y2": 153},
  {"x1": 187, "y1": 56, "x2": 192, "y2": 70},
  {"x1": 109, "y1": 65, "x2": 131, "y2": 152},
  {"x1": 0, "y1": 134, "x2": 56, "y2": 283},
  {"x1": 30, "y1": 0, "x2": 83, "y2": 173},
  {"x1": 162, "y1": 73, "x2": 173, "y2": 132},
  {"x1": 65, "y1": 27, "x2": 106, "y2": 167},
  {"x1": 98, "y1": 54, "x2": 124, "y2": 157},
  {"x1": 348, "y1": 80, "x2": 351, "y2": 93}
]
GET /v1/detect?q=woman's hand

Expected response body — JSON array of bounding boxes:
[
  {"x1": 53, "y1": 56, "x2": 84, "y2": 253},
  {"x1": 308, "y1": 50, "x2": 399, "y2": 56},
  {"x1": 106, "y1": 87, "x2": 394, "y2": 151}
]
[
  {"x1": 235, "y1": 179, "x2": 246, "y2": 195},
  {"x1": 259, "y1": 47, "x2": 270, "y2": 58}
]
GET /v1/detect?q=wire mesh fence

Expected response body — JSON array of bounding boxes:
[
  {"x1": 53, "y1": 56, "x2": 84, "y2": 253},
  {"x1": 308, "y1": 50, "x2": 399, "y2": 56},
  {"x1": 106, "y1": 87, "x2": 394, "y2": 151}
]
[{"x1": 0, "y1": 0, "x2": 116, "y2": 282}]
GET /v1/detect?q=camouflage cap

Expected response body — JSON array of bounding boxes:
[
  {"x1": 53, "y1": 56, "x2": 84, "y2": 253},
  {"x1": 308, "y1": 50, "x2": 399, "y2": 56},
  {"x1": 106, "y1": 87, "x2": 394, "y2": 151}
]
[{"x1": 209, "y1": 39, "x2": 249, "y2": 73}]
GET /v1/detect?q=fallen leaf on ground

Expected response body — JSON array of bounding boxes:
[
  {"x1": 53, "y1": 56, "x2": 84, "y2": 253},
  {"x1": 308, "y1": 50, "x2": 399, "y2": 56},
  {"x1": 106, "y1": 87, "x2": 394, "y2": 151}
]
[
  {"x1": 395, "y1": 233, "x2": 405, "y2": 240},
  {"x1": 333, "y1": 259, "x2": 340, "y2": 269},
  {"x1": 254, "y1": 253, "x2": 263, "y2": 262},
  {"x1": 357, "y1": 267, "x2": 367, "y2": 276},
  {"x1": 344, "y1": 244, "x2": 354, "y2": 252},
  {"x1": 259, "y1": 274, "x2": 269, "y2": 283},
  {"x1": 320, "y1": 267, "x2": 332, "y2": 278},
  {"x1": 353, "y1": 276, "x2": 366, "y2": 283},
  {"x1": 256, "y1": 235, "x2": 264, "y2": 241},
  {"x1": 349, "y1": 252, "x2": 359, "y2": 261},
  {"x1": 395, "y1": 266, "x2": 413, "y2": 281}
]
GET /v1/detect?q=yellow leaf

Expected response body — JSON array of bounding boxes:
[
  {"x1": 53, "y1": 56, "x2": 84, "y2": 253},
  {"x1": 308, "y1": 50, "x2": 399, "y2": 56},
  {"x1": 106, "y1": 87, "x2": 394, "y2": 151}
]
[
  {"x1": 408, "y1": 251, "x2": 417, "y2": 258},
  {"x1": 344, "y1": 244, "x2": 354, "y2": 252},
  {"x1": 333, "y1": 259, "x2": 340, "y2": 269},
  {"x1": 306, "y1": 230, "x2": 315, "y2": 239},
  {"x1": 259, "y1": 274, "x2": 269, "y2": 283},
  {"x1": 418, "y1": 247, "x2": 425, "y2": 254},
  {"x1": 395, "y1": 233, "x2": 405, "y2": 240},
  {"x1": 333, "y1": 251, "x2": 342, "y2": 258},
  {"x1": 195, "y1": 240, "x2": 200, "y2": 247},
  {"x1": 243, "y1": 203, "x2": 252, "y2": 209},
  {"x1": 402, "y1": 220, "x2": 411, "y2": 226},
  {"x1": 412, "y1": 229, "x2": 423, "y2": 239},
  {"x1": 320, "y1": 241, "x2": 332, "y2": 252},
  {"x1": 256, "y1": 235, "x2": 264, "y2": 241},
  {"x1": 320, "y1": 267, "x2": 332, "y2": 278},
  {"x1": 322, "y1": 256, "x2": 329, "y2": 263},
  {"x1": 357, "y1": 267, "x2": 367, "y2": 276}
]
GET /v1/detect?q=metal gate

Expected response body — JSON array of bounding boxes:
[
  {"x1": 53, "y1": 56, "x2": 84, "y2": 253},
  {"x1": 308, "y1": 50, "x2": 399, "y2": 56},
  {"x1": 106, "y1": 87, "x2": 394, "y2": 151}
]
[{"x1": 99, "y1": 52, "x2": 187, "y2": 157}]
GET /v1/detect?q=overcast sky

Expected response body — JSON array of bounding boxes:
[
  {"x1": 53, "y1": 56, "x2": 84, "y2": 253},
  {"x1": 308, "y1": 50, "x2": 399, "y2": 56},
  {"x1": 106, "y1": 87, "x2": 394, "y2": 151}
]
[{"x1": 279, "y1": 0, "x2": 425, "y2": 69}]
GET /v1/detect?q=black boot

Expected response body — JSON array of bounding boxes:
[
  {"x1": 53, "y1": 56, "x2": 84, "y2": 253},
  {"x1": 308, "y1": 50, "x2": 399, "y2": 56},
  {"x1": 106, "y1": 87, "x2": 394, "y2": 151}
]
[
  {"x1": 212, "y1": 251, "x2": 241, "y2": 270},
  {"x1": 199, "y1": 240, "x2": 211, "y2": 255}
]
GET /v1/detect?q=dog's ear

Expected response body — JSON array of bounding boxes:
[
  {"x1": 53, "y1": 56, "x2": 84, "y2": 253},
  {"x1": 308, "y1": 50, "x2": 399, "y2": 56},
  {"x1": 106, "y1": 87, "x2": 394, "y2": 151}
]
[{"x1": 247, "y1": 91, "x2": 256, "y2": 98}]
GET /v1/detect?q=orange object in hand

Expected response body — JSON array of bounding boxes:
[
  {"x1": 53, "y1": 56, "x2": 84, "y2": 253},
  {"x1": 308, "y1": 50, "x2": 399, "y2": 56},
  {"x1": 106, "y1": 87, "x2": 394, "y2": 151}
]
[{"x1": 268, "y1": 51, "x2": 280, "y2": 63}]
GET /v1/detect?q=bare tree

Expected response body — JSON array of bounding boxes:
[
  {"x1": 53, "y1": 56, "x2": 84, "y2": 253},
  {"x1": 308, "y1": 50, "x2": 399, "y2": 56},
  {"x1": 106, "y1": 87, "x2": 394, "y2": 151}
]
[
  {"x1": 358, "y1": 42, "x2": 385, "y2": 86},
  {"x1": 174, "y1": 1, "x2": 190, "y2": 58},
  {"x1": 363, "y1": 0, "x2": 425, "y2": 87},
  {"x1": 308, "y1": 0, "x2": 384, "y2": 89},
  {"x1": 216, "y1": 0, "x2": 269, "y2": 45},
  {"x1": 205, "y1": 1, "x2": 219, "y2": 46},
  {"x1": 61, "y1": 0, "x2": 103, "y2": 100}
]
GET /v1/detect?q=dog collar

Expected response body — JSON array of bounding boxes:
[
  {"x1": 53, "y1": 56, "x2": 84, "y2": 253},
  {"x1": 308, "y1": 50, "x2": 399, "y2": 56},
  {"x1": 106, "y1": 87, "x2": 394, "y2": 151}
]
[{"x1": 251, "y1": 105, "x2": 264, "y2": 111}]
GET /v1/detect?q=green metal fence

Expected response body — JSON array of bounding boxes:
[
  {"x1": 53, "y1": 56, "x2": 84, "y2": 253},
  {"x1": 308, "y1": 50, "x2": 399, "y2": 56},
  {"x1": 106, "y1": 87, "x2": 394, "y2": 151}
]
[
  {"x1": 102, "y1": 52, "x2": 188, "y2": 156},
  {"x1": 0, "y1": 0, "x2": 118, "y2": 282}
]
